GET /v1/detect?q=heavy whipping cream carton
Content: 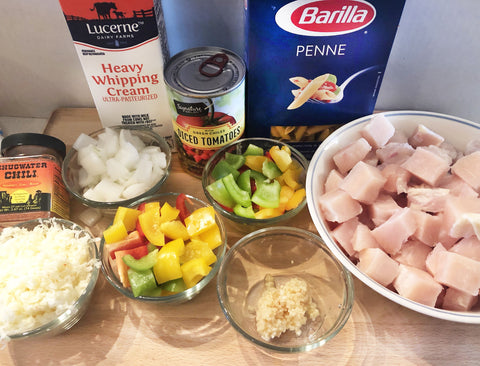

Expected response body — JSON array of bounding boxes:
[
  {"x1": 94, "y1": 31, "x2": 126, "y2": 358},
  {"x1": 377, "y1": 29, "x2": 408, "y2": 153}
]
[
  {"x1": 246, "y1": 0, "x2": 405, "y2": 158},
  {"x1": 57, "y1": 0, "x2": 173, "y2": 146}
]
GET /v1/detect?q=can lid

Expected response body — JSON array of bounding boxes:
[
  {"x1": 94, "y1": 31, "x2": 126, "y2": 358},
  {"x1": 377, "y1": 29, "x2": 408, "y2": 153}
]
[
  {"x1": 1, "y1": 133, "x2": 66, "y2": 159},
  {"x1": 164, "y1": 47, "x2": 246, "y2": 97}
]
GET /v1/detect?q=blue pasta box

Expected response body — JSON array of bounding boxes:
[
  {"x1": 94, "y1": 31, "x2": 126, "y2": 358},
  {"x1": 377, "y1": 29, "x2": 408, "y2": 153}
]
[{"x1": 246, "y1": 0, "x2": 406, "y2": 158}]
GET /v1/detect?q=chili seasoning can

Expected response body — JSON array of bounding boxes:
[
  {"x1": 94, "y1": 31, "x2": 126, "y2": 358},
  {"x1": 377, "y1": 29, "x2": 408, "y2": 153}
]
[
  {"x1": 0, "y1": 133, "x2": 70, "y2": 227},
  {"x1": 163, "y1": 46, "x2": 246, "y2": 177}
]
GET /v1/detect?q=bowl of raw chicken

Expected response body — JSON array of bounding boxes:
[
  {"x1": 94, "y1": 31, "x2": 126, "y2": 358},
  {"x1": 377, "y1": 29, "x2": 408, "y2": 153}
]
[{"x1": 306, "y1": 110, "x2": 480, "y2": 323}]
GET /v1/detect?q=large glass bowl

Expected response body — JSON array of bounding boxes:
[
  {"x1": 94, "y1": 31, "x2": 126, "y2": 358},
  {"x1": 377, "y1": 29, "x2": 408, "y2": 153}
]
[
  {"x1": 100, "y1": 192, "x2": 227, "y2": 304},
  {"x1": 2, "y1": 218, "x2": 100, "y2": 342},
  {"x1": 202, "y1": 137, "x2": 309, "y2": 233},
  {"x1": 62, "y1": 125, "x2": 172, "y2": 210},
  {"x1": 216, "y1": 226, "x2": 354, "y2": 352}
]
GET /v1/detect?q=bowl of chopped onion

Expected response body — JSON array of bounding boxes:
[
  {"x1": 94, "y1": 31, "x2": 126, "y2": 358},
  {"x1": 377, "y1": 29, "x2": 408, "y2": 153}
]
[
  {"x1": 0, "y1": 218, "x2": 100, "y2": 343},
  {"x1": 62, "y1": 125, "x2": 172, "y2": 210}
]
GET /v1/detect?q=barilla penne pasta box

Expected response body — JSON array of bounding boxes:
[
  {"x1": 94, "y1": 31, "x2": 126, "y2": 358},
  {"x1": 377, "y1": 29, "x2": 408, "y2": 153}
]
[
  {"x1": 57, "y1": 0, "x2": 174, "y2": 147},
  {"x1": 246, "y1": 0, "x2": 406, "y2": 158}
]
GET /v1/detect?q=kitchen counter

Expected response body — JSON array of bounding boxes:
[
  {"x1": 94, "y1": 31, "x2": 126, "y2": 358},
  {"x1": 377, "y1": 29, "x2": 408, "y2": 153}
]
[{"x1": 1, "y1": 108, "x2": 479, "y2": 366}]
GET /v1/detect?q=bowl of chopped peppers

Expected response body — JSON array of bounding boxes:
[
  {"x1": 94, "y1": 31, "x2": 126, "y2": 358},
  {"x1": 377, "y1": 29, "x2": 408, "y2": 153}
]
[
  {"x1": 202, "y1": 138, "x2": 309, "y2": 231},
  {"x1": 99, "y1": 192, "x2": 227, "y2": 303}
]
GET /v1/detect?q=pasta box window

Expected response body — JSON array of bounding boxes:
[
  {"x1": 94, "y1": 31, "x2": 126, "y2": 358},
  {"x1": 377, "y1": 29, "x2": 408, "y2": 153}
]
[{"x1": 245, "y1": 0, "x2": 406, "y2": 158}]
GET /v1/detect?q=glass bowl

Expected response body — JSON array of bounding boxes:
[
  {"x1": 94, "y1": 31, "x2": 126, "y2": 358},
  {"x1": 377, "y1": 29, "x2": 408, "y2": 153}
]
[
  {"x1": 62, "y1": 125, "x2": 172, "y2": 210},
  {"x1": 216, "y1": 226, "x2": 354, "y2": 352},
  {"x1": 202, "y1": 137, "x2": 309, "y2": 232},
  {"x1": 100, "y1": 192, "x2": 227, "y2": 304},
  {"x1": 307, "y1": 110, "x2": 480, "y2": 323},
  {"x1": 1, "y1": 218, "x2": 100, "y2": 343}
]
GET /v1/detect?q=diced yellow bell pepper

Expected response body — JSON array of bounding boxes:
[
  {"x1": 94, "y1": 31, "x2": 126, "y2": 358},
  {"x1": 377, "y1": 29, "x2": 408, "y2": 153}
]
[
  {"x1": 180, "y1": 239, "x2": 217, "y2": 265},
  {"x1": 185, "y1": 206, "x2": 217, "y2": 237},
  {"x1": 103, "y1": 220, "x2": 128, "y2": 244},
  {"x1": 254, "y1": 207, "x2": 285, "y2": 219},
  {"x1": 160, "y1": 220, "x2": 190, "y2": 241},
  {"x1": 278, "y1": 166, "x2": 302, "y2": 190},
  {"x1": 269, "y1": 146, "x2": 292, "y2": 172},
  {"x1": 153, "y1": 251, "x2": 182, "y2": 284},
  {"x1": 181, "y1": 257, "x2": 211, "y2": 288},
  {"x1": 159, "y1": 202, "x2": 180, "y2": 223},
  {"x1": 159, "y1": 238, "x2": 185, "y2": 257},
  {"x1": 244, "y1": 155, "x2": 269, "y2": 172},
  {"x1": 286, "y1": 188, "x2": 306, "y2": 211},
  {"x1": 193, "y1": 224, "x2": 222, "y2": 250},
  {"x1": 113, "y1": 206, "x2": 141, "y2": 232},
  {"x1": 279, "y1": 185, "x2": 295, "y2": 210},
  {"x1": 138, "y1": 209, "x2": 165, "y2": 246},
  {"x1": 144, "y1": 201, "x2": 160, "y2": 212}
]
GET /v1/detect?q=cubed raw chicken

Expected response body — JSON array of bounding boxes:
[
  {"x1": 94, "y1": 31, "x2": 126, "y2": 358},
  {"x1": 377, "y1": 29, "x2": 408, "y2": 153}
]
[
  {"x1": 412, "y1": 210, "x2": 442, "y2": 247},
  {"x1": 357, "y1": 248, "x2": 399, "y2": 287},
  {"x1": 318, "y1": 188, "x2": 363, "y2": 223},
  {"x1": 333, "y1": 137, "x2": 372, "y2": 175},
  {"x1": 393, "y1": 264, "x2": 444, "y2": 307},
  {"x1": 376, "y1": 142, "x2": 414, "y2": 165},
  {"x1": 371, "y1": 207, "x2": 417, "y2": 255},
  {"x1": 451, "y1": 151, "x2": 480, "y2": 192},
  {"x1": 442, "y1": 287, "x2": 479, "y2": 311},
  {"x1": 380, "y1": 164, "x2": 411, "y2": 194},
  {"x1": 340, "y1": 161, "x2": 387, "y2": 204},
  {"x1": 368, "y1": 193, "x2": 401, "y2": 227},
  {"x1": 324, "y1": 169, "x2": 344, "y2": 192},
  {"x1": 438, "y1": 173, "x2": 478, "y2": 198},
  {"x1": 449, "y1": 237, "x2": 480, "y2": 262},
  {"x1": 360, "y1": 114, "x2": 395, "y2": 149},
  {"x1": 351, "y1": 223, "x2": 379, "y2": 252},
  {"x1": 407, "y1": 186, "x2": 449, "y2": 213},
  {"x1": 425, "y1": 243, "x2": 447, "y2": 276},
  {"x1": 408, "y1": 124, "x2": 445, "y2": 147},
  {"x1": 331, "y1": 217, "x2": 359, "y2": 257},
  {"x1": 401, "y1": 147, "x2": 451, "y2": 186},
  {"x1": 450, "y1": 213, "x2": 480, "y2": 239},
  {"x1": 392, "y1": 239, "x2": 432, "y2": 271},
  {"x1": 442, "y1": 196, "x2": 480, "y2": 239},
  {"x1": 433, "y1": 251, "x2": 480, "y2": 296}
]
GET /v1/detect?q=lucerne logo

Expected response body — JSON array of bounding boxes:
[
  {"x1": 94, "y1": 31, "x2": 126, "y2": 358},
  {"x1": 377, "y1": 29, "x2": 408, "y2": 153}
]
[{"x1": 275, "y1": 0, "x2": 376, "y2": 36}]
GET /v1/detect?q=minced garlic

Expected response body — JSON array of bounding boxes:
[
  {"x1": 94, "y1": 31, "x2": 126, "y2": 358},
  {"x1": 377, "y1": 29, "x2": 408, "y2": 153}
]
[{"x1": 255, "y1": 274, "x2": 319, "y2": 340}]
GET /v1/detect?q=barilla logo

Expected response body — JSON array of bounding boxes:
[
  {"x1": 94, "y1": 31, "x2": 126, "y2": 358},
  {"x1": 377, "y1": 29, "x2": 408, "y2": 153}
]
[{"x1": 275, "y1": 0, "x2": 376, "y2": 36}]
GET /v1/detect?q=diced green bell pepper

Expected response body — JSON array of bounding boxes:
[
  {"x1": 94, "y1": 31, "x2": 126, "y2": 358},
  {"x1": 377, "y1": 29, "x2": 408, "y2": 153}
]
[
  {"x1": 262, "y1": 160, "x2": 282, "y2": 179},
  {"x1": 161, "y1": 278, "x2": 187, "y2": 294},
  {"x1": 250, "y1": 170, "x2": 268, "y2": 186},
  {"x1": 225, "y1": 152, "x2": 246, "y2": 170},
  {"x1": 122, "y1": 249, "x2": 158, "y2": 271},
  {"x1": 127, "y1": 268, "x2": 158, "y2": 297},
  {"x1": 233, "y1": 204, "x2": 256, "y2": 219},
  {"x1": 222, "y1": 173, "x2": 251, "y2": 207},
  {"x1": 206, "y1": 179, "x2": 236, "y2": 208},
  {"x1": 251, "y1": 179, "x2": 281, "y2": 208},
  {"x1": 243, "y1": 143, "x2": 264, "y2": 156},
  {"x1": 211, "y1": 159, "x2": 240, "y2": 181},
  {"x1": 237, "y1": 169, "x2": 252, "y2": 195}
]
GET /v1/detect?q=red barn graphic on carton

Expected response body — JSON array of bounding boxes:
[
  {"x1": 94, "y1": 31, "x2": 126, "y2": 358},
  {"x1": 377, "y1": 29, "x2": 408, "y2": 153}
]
[{"x1": 58, "y1": 0, "x2": 173, "y2": 147}]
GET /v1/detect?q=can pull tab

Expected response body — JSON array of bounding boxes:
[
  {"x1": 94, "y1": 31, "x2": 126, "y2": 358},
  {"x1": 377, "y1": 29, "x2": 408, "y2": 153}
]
[{"x1": 199, "y1": 53, "x2": 229, "y2": 77}]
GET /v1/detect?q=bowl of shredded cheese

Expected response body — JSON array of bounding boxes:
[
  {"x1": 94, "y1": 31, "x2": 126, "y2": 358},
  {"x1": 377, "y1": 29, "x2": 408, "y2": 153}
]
[
  {"x1": 0, "y1": 218, "x2": 100, "y2": 343},
  {"x1": 216, "y1": 226, "x2": 354, "y2": 352}
]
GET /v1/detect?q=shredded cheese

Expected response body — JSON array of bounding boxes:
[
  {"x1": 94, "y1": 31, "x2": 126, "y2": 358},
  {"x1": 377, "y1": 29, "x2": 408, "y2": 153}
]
[{"x1": 0, "y1": 220, "x2": 99, "y2": 341}]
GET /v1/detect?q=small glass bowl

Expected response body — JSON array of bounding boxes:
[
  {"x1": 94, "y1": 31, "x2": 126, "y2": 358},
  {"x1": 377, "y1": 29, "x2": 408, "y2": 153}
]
[
  {"x1": 3, "y1": 218, "x2": 100, "y2": 342},
  {"x1": 217, "y1": 226, "x2": 354, "y2": 353},
  {"x1": 202, "y1": 138, "x2": 309, "y2": 232},
  {"x1": 100, "y1": 192, "x2": 227, "y2": 304},
  {"x1": 62, "y1": 125, "x2": 172, "y2": 210}
]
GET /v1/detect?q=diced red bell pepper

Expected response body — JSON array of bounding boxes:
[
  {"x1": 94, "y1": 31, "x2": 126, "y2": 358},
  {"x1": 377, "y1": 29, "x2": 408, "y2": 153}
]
[
  {"x1": 108, "y1": 230, "x2": 148, "y2": 260},
  {"x1": 176, "y1": 193, "x2": 190, "y2": 223}
]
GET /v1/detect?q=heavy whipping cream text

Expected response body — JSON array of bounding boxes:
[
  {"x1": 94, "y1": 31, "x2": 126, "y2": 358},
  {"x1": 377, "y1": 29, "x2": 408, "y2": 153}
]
[{"x1": 58, "y1": 0, "x2": 173, "y2": 146}]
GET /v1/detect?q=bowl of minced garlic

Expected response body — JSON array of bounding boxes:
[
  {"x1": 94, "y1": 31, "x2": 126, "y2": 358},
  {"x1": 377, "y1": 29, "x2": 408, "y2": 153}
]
[{"x1": 216, "y1": 226, "x2": 354, "y2": 352}]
